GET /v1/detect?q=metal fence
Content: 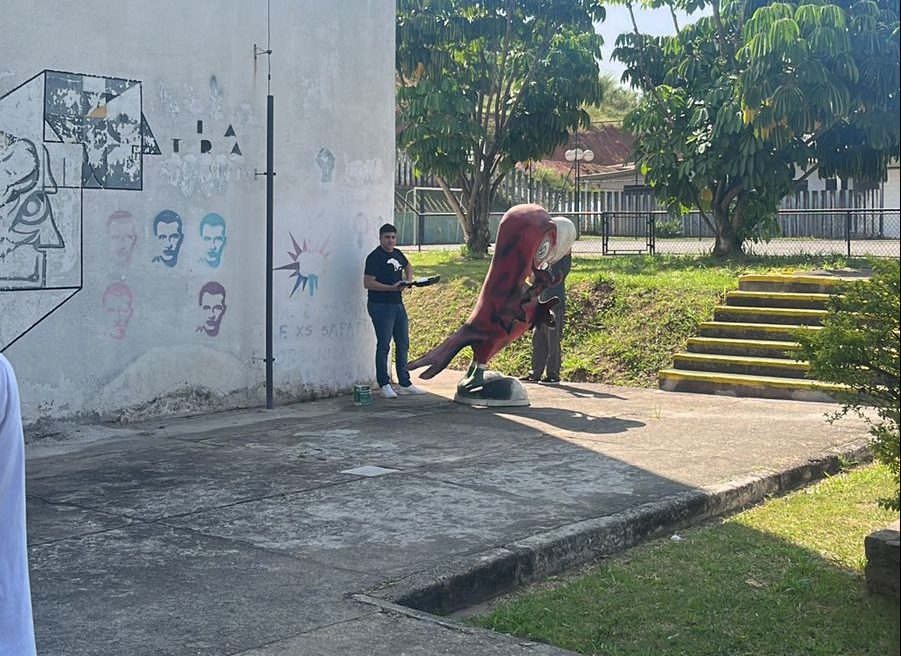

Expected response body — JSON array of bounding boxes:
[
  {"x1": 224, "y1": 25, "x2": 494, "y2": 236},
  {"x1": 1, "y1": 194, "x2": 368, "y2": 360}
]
[{"x1": 394, "y1": 208, "x2": 901, "y2": 258}]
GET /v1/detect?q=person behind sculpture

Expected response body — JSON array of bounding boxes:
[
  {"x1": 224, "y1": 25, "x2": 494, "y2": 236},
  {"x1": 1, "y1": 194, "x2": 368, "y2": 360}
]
[
  {"x1": 363, "y1": 223, "x2": 425, "y2": 398},
  {"x1": 1, "y1": 354, "x2": 38, "y2": 656},
  {"x1": 523, "y1": 252, "x2": 571, "y2": 383}
]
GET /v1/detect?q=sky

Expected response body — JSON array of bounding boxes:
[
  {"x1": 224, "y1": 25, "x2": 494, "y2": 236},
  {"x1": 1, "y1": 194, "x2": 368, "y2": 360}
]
[{"x1": 595, "y1": 5, "x2": 708, "y2": 83}]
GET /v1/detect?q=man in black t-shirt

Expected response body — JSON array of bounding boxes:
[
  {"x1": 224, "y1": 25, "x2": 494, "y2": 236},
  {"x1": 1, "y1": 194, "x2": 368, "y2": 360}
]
[{"x1": 363, "y1": 223, "x2": 426, "y2": 398}]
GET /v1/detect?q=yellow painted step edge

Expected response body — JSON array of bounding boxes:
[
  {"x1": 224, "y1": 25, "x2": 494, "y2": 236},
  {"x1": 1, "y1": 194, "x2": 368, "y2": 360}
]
[
  {"x1": 658, "y1": 369, "x2": 849, "y2": 391},
  {"x1": 738, "y1": 274, "x2": 860, "y2": 285},
  {"x1": 726, "y1": 291, "x2": 836, "y2": 301},
  {"x1": 673, "y1": 353, "x2": 809, "y2": 368},
  {"x1": 715, "y1": 306, "x2": 828, "y2": 317},
  {"x1": 700, "y1": 321, "x2": 822, "y2": 332},
  {"x1": 687, "y1": 337, "x2": 800, "y2": 350}
]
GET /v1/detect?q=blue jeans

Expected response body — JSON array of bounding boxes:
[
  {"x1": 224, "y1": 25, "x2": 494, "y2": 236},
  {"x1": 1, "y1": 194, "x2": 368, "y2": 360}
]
[{"x1": 367, "y1": 302, "x2": 411, "y2": 388}]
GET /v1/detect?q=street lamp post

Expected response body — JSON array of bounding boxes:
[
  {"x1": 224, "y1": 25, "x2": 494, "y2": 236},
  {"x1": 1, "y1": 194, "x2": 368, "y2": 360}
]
[{"x1": 564, "y1": 147, "x2": 594, "y2": 234}]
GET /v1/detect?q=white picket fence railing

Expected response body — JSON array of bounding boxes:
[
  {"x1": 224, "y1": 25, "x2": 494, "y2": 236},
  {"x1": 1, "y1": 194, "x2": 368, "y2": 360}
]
[{"x1": 396, "y1": 151, "x2": 884, "y2": 220}]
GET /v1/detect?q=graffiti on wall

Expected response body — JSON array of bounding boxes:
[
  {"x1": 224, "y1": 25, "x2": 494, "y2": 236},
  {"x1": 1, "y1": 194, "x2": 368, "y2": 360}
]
[
  {"x1": 158, "y1": 77, "x2": 253, "y2": 198},
  {"x1": 275, "y1": 232, "x2": 329, "y2": 298},
  {"x1": 1, "y1": 135, "x2": 64, "y2": 284},
  {"x1": 316, "y1": 148, "x2": 334, "y2": 183},
  {"x1": 1, "y1": 70, "x2": 158, "y2": 351},
  {"x1": 151, "y1": 209, "x2": 184, "y2": 267},
  {"x1": 43, "y1": 71, "x2": 160, "y2": 189},
  {"x1": 199, "y1": 212, "x2": 226, "y2": 267},
  {"x1": 106, "y1": 210, "x2": 138, "y2": 267},
  {"x1": 102, "y1": 282, "x2": 134, "y2": 340},
  {"x1": 197, "y1": 281, "x2": 226, "y2": 336}
]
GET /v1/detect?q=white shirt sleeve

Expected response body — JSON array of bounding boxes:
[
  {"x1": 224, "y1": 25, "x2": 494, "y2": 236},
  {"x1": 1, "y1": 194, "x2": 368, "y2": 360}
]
[{"x1": 0, "y1": 354, "x2": 37, "y2": 656}]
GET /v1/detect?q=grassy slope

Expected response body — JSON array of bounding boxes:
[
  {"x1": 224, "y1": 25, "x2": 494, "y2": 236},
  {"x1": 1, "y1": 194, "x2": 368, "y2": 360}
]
[
  {"x1": 469, "y1": 463, "x2": 900, "y2": 656},
  {"x1": 405, "y1": 251, "x2": 869, "y2": 386}
]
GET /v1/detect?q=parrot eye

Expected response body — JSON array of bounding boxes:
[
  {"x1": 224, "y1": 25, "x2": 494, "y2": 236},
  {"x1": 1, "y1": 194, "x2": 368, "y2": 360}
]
[{"x1": 536, "y1": 236, "x2": 551, "y2": 263}]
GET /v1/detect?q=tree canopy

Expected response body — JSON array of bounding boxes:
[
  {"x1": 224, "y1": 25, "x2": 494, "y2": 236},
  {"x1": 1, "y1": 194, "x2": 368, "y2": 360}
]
[
  {"x1": 396, "y1": 0, "x2": 606, "y2": 256},
  {"x1": 613, "y1": 0, "x2": 899, "y2": 257}
]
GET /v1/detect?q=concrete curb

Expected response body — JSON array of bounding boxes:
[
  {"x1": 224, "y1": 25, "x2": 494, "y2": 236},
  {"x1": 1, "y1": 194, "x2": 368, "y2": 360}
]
[{"x1": 371, "y1": 441, "x2": 871, "y2": 615}]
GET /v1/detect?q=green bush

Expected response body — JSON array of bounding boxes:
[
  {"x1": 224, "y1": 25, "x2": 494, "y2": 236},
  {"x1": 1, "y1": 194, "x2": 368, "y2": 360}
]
[
  {"x1": 655, "y1": 217, "x2": 683, "y2": 238},
  {"x1": 798, "y1": 260, "x2": 900, "y2": 510}
]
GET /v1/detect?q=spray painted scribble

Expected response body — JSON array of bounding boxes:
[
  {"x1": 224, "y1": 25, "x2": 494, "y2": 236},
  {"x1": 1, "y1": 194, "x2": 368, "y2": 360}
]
[
  {"x1": 106, "y1": 210, "x2": 137, "y2": 267},
  {"x1": 275, "y1": 232, "x2": 329, "y2": 298},
  {"x1": 151, "y1": 210, "x2": 184, "y2": 267},
  {"x1": 197, "y1": 281, "x2": 226, "y2": 336},
  {"x1": 199, "y1": 212, "x2": 226, "y2": 267},
  {"x1": 102, "y1": 281, "x2": 133, "y2": 340},
  {"x1": 1, "y1": 70, "x2": 159, "y2": 351}
]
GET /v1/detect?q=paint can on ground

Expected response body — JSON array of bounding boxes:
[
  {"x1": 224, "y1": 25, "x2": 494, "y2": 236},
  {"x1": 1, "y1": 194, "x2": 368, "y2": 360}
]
[{"x1": 353, "y1": 384, "x2": 372, "y2": 406}]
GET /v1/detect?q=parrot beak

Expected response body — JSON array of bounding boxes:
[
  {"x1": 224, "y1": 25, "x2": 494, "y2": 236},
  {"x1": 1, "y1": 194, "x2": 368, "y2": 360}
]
[{"x1": 548, "y1": 217, "x2": 576, "y2": 264}]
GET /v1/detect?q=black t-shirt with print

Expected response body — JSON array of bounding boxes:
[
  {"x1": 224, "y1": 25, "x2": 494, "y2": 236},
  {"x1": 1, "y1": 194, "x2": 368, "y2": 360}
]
[{"x1": 365, "y1": 246, "x2": 409, "y2": 304}]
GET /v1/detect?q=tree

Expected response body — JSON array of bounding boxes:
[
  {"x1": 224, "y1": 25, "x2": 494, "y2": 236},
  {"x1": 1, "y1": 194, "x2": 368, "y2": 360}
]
[
  {"x1": 585, "y1": 73, "x2": 641, "y2": 124},
  {"x1": 396, "y1": 0, "x2": 606, "y2": 257},
  {"x1": 797, "y1": 261, "x2": 900, "y2": 510},
  {"x1": 612, "y1": 0, "x2": 899, "y2": 257}
]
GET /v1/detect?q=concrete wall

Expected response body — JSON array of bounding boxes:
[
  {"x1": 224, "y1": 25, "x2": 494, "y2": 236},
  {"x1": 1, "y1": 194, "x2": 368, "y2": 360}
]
[{"x1": 0, "y1": 1, "x2": 394, "y2": 424}]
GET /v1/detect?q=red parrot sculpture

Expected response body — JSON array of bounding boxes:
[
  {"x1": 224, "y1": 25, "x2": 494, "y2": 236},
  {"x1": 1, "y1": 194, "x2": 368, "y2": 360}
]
[{"x1": 409, "y1": 204, "x2": 573, "y2": 380}]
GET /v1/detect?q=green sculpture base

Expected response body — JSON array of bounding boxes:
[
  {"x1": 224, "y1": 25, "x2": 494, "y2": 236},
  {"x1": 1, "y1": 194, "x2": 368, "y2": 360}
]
[{"x1": 453, "y1": 362, "x2": 530, "y2": 407}]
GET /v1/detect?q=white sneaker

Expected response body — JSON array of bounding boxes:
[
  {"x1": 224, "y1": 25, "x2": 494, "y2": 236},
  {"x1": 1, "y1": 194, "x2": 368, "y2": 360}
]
[
  {"x1": 380, "y1": 384, "x2": 398, "y2": 399},
  {"x1": 396, "y1": 383, "x2": 426, "y2": 395}
]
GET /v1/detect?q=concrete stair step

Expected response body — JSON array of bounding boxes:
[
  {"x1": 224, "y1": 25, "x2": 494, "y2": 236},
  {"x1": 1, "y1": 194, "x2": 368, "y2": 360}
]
[
  {"x1": 738, "y1": 273, "x2": 860, "y2": 294},
  {"x1": 672, "y1": 352, "x2": 809, "y2": 379},
  {"x1": 658, "y1": 369, "x2": 848, "y2": 402},
  {"x1": 713, "y1": 305, "x2": 827, "y2": 325},
  {"x1": 659, "y1": 272, "x2": 866, "y2": 402},
  {"x1": 687, "y1": 337, "x2": 800, "y2": 358},
  {"x1": 699, "y1": 321, "x2": 821, "y2": 341},
  {"x1": 725, "y1": 290, "x2": 834, "y2": 310}
]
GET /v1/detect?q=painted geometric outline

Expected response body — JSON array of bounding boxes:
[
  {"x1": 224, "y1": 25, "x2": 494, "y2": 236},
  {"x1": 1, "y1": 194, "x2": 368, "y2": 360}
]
[{"x1": 1, "y1": 69, "x2": 158, "y2": 352}]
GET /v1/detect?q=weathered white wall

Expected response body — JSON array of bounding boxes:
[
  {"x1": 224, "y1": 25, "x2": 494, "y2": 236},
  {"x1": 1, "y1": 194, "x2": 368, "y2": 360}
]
[{"x1": 0, "y1": 1, "x2": 393, "y2": 424}]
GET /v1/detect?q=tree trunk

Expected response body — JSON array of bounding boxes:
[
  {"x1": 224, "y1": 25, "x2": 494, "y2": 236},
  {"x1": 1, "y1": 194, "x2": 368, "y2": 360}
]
[
  {"x1": 464, "y1": 188, "x2": 493, "y2": 257},
  {"x1": 711, "y1": 205, "x2": 744, "y2": 258}
]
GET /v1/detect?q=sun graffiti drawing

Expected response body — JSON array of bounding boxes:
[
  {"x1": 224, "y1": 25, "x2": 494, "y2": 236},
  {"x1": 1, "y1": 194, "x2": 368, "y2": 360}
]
[{"x1": 275, "y1": 233, "x2": 329, "y2": 298}]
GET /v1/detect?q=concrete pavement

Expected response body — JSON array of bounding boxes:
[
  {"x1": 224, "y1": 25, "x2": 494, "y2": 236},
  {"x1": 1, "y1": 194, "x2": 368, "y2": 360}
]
[{"x1": 24, "y1": 370, "x2": 871, "y2": 655}]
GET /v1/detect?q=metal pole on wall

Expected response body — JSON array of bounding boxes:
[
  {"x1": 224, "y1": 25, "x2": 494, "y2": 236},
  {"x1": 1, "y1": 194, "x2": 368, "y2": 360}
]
[
  {"x1": 265, "y1": 95, "x2": 275, "y2": 408},
  {"x1": 255, "y1": 0, "x2": 275, "y2": 409}
]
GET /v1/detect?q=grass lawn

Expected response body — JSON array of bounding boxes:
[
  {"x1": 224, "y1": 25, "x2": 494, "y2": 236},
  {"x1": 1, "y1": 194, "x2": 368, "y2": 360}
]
[
  {"x1": 469, "y1": 463, "x2": 900, "y2": 656},
  {"x1": 405, "y1": 251, "x2": 873, "y2": 387}
]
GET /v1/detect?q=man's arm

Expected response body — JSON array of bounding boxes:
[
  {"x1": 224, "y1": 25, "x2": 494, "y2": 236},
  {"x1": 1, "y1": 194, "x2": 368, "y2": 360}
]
[{"x1": 363, "y1": 274, "x2": 405, "y2": 291}]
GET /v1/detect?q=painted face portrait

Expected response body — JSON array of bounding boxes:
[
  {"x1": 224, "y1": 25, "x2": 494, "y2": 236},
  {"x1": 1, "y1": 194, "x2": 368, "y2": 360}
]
[
  {"x1": 1, "y1": 135, "x2": 63, "y2": 282},
  {"x1": 102, "y1": 282, "x2": 133, "y2": 340},
  {"x1": 152, "y1": 210, "x2": 183, "y2": 267},
  {"x1": 199, "y1": 213, "x2": 226, "y2": 268},
  {"x1": 106, "y1": 210, "x2": 137, "y2": 266},
  {"x1": 197, "y1": 281, "x2": 226, "y2": 336}
]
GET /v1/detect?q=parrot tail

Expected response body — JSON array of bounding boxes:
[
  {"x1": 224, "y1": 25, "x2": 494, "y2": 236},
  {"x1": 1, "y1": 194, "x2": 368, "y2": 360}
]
[{"x1": 408, "y1": 325, "x2": 481, "y2": 379}]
